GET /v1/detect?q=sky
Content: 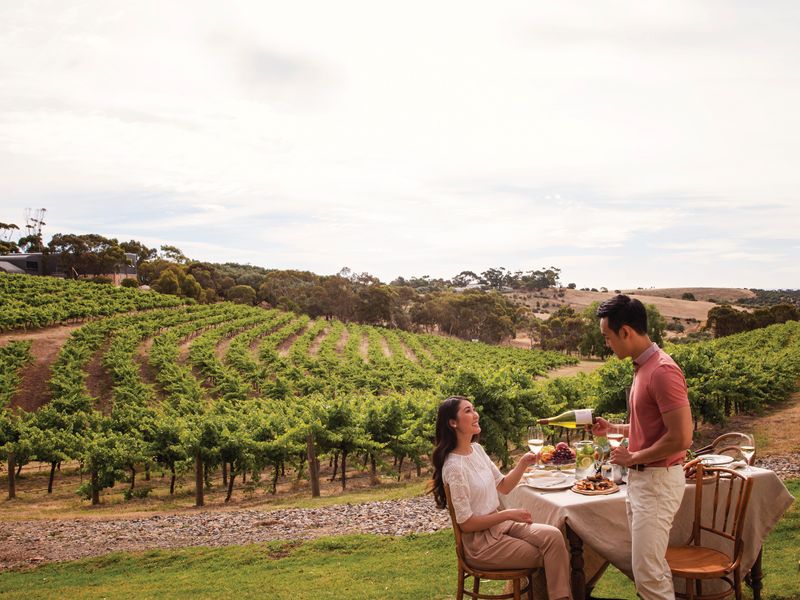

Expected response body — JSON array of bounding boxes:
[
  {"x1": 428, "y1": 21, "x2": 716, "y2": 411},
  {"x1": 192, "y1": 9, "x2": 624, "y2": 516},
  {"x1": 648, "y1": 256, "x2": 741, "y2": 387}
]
[{"x1": 1, "y1": 1, "x2": 799, "y2": 289}]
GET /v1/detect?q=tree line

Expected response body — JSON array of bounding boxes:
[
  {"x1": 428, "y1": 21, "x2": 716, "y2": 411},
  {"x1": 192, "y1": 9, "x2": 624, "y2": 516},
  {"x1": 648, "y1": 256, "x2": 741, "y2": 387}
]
[
  {"x1": 520, "y1": 302, "x2": 667, "y2": 357},
  {"x1": 5, "y1": 229, "x2": 796, "y2": 347},
  {"x1": 736, "y1": 289, "x2": 800, "y2": 309},
  {"x1": 1, "y1": 231, "x2": 564, "y2": 343},
  {"x1": 705, "y1": 304, "x2": 800, "y2": 338}
]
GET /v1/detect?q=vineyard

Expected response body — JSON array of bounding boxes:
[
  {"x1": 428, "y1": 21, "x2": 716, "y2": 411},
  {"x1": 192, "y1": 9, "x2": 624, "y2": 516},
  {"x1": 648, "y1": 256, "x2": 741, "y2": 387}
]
[
  {"x1": 0, "y1": 274, "x2": 575, "y2": 505},
  {"x1": 1, "y1": 273, "x2": 800, "y2": 508},
  {"x1": 0, "y1": 273, "x2": 187, "y2": 331}
]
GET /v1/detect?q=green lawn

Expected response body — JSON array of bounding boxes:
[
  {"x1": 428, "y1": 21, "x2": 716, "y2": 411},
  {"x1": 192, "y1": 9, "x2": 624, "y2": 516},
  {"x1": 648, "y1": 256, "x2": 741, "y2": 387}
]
[{"x1": 0, "y1": 480, "x2": 796, "y2": 600}]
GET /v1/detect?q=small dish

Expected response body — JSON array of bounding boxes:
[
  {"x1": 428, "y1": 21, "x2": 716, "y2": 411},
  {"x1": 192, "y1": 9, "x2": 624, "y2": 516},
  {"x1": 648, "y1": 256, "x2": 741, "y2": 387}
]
[{"x1": 698, "y1": 454, "x2": 735, "y2": 467}]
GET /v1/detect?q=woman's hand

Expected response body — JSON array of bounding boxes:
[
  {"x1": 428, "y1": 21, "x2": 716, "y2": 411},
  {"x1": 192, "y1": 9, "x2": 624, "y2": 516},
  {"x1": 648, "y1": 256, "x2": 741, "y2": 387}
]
[
  {"x1": 503, "y1": 508, "x2": 533, "y2": 524},
  {"x1": 497, "y1": 452, "x2": 539, "y2": 495},
  {"x1": 517, "y1": 451, "x2": 538, "y2": 469},
  {"x1": 460, "y1": 507, "x2": 533, "y2": 532}
]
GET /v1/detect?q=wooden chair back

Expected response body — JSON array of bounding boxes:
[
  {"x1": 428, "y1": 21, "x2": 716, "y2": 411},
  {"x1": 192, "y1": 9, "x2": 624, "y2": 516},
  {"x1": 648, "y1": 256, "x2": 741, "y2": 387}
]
[
  {"x1": 695, "y1": 432, "x2": 755, "y2": 465},
  {"x1": 710, "y1": 433, "x2": 752, "y2": 454},
  {"x1": 445, "y1": 483, "x2": 469, "y2": 564},
  {"x1": 691, "y1": 464, "x2": 754, "y2": 569}
]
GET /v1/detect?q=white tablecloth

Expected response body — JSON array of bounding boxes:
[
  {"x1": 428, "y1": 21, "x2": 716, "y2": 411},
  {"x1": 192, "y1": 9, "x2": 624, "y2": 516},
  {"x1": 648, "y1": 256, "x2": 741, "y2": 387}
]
[{"x1": 501, "y1": 467, "x2": 794, "y2": 594}]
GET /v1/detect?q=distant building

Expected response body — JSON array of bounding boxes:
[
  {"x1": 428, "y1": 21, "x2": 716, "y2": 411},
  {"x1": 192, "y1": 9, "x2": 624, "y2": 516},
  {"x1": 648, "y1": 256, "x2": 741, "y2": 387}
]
[
  {"x1": 0, "y1": 253, "x2": 59, "y2": 276},
  {"x1": 452, "y1": 282, "x2": 486, "y2": 292},
  {"x1": 0, "y1": 252, "x2": 138, "y2": 284}
]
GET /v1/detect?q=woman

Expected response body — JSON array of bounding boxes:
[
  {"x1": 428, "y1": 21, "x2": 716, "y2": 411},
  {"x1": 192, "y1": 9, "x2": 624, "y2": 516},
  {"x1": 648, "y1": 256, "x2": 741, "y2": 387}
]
[{"x1": 432, "y1": 396, "x2": 571, "y2": 600}]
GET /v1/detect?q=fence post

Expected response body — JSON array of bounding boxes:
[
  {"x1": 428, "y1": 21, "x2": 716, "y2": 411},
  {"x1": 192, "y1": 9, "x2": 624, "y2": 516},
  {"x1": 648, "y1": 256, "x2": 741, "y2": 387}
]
[
  {"x1": 307, "y1": 432, "x2": 320, "y2": 498},
  {"x1": 195, "y1": 452, "x2": 204, "y2": 507},
  {"x1": 7, "y1": 453, "x2": 16, "y2": 500}
]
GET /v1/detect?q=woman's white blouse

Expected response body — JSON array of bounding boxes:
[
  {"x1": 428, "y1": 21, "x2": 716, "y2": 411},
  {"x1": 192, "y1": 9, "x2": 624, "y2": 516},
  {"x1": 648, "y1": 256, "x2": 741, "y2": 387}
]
[{"x1": 442, "y1": 443, "x2": 504, "y2": 523}]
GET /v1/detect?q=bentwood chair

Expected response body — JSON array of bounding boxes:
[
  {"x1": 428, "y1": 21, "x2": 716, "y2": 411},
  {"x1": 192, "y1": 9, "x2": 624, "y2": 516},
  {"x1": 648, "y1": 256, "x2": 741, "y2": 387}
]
[
  {"x1": 444, "y1": 484, "x2": 535, "y2": 600},
  {"x1": 714, "y1": 446, "x2": 748, "y2": 464},
  {"x1": 695, "y1": 433, "x2": 755, "y2": 465},
  {"x1": 666, "y1": 464, "x2": 754, "y2": 600}
]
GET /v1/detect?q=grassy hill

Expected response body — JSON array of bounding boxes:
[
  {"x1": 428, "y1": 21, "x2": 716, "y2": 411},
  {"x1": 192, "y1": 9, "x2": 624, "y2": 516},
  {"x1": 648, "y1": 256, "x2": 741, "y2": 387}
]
[
  {"x1": 506, "y1": 287, "x2": 757, "y2": 345},
  {"x1": 624, "y1": 287, "x2": 755, "y2": 303}
]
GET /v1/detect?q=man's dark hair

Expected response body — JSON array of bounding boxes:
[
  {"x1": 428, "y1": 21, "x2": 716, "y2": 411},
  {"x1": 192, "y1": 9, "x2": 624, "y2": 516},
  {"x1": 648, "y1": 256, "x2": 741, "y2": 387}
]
[{"x1": 597, "y1": 294, "x2": 648, "y2": 335}]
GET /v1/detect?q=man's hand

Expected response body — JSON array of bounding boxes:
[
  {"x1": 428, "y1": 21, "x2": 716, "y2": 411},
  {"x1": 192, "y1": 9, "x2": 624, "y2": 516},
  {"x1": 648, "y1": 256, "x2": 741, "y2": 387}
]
[
  {"x1": 592, "y1": 416, "x2": 611, "y2": 437},
  {"x1": 610, "y1": 445, "x2": 637, "y2": 467}
]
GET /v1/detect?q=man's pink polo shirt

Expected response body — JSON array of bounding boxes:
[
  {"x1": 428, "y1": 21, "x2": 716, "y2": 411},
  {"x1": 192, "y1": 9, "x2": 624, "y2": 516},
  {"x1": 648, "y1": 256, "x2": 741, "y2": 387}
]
[{"x1": 628, "y1": 342, "x2": 689, "y2": 467}]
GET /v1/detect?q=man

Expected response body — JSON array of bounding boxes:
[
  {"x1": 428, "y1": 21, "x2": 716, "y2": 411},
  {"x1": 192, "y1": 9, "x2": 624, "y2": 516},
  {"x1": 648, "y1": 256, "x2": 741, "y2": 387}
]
[{"x1": 592, "y1": 294, "x2": 693, "y2": 600}]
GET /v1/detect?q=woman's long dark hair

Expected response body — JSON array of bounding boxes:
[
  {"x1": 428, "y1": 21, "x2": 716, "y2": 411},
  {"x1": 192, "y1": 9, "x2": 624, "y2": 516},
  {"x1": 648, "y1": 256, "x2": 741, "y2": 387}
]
[{"x1": 430, "y1": 395, "x2": 474, "y2": 509}]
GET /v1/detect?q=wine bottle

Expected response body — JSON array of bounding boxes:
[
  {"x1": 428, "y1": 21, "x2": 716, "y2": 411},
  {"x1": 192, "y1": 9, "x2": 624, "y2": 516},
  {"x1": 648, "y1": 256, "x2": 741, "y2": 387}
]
[{"x1": 538, "y1": 409, "x2": 594, "y2": 429}]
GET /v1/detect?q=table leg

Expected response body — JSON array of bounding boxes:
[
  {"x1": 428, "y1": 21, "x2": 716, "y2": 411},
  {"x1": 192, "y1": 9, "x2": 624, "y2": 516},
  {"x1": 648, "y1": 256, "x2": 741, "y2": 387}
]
[
  {"x1": 745, "y1": 547, "x2": 763, "y2": 600},
  {"x1": 586, "y1": 562, "x2": 610, "y2": 600},
  {"x1": 565, "y1": 523, "x2": 587, "y2": 600}
]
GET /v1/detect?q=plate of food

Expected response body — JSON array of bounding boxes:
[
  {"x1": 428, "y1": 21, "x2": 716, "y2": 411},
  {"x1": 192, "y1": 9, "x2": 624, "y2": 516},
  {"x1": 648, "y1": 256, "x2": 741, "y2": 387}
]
[
  {"x1": 684, "y1": 456, "x2": 742, "y2": 483},
  {"x1": 523, "y1": 472, "x2": 576, "y2": 491},
  {"x1": 571, "y1": 474, "x2": 620, "y2": 495}
]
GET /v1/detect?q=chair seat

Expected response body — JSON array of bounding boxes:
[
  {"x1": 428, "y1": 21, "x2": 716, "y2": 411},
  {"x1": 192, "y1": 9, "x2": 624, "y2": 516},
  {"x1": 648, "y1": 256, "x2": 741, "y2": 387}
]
[
  {"x1": 464, "y1": 566, "x2": 533, "y2": 580},
  {"x1": 666, "y1": 545, "x2": 733, "y2": 577}
]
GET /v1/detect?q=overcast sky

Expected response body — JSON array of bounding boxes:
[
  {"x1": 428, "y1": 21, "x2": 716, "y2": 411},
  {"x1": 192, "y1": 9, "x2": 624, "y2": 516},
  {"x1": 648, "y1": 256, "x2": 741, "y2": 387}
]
[{"x1": 1, "y1": 1, "x2": 798, "y2": 289}]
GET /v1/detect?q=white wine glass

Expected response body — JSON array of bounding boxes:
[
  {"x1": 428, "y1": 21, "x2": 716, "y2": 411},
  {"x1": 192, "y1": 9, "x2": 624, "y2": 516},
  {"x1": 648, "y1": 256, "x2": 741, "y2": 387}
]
[
  {"x1": 607, "y1": 418, "x2": 625, "y2": 450},
  {"x1": 527, "y1": 425, "x2": 545, "y2": 470},
  {"x1": 740, "y1": 433, "x2": 756, "y2": 475}
]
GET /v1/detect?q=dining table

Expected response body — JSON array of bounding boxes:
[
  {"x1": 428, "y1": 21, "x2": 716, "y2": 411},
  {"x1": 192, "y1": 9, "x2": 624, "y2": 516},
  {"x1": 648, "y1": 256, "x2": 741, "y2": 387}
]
[{"x1": 500, "y1": 466, "x2": 794, "y2": 600}]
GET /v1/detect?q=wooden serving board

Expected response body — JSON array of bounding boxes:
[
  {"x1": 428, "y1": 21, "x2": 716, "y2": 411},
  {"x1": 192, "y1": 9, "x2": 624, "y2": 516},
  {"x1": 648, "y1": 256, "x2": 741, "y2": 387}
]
[{"x1": 570, "y1": 481, "x2": 620, "y2": 495}]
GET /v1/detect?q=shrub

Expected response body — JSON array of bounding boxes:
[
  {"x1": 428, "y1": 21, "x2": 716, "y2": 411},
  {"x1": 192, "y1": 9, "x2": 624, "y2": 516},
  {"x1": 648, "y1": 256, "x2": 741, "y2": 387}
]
[
  {"x1": 682, "y1": 292, "x2": 696, "y2": 301},
  {"x1": 120, "y1": 278, "x2": 139, "y2": 288},
  {"x1": 76, "y1": 482, "x2": 93, "y2": 500},
  {"x1": 671, "y1": 331, "x2": 713, "y2": 344},
  {"x1": 123, "y1": 486, "x2": 153, "y2": 501},
  {"x1": 666, "y1": 321, "x2": 685, "y2": 333},
  {"x1": 89, "y1": 276, "x2": 113, "y2": 285},
  {"x1": 227, "y1": 284, "x2": 256, "y2": 305}
]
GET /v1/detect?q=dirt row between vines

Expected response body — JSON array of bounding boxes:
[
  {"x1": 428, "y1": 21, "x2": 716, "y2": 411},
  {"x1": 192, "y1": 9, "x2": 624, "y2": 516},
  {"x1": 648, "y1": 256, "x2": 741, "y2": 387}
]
[{"x1": 0, "y1": 325, "x2": 82, "y2": 412}]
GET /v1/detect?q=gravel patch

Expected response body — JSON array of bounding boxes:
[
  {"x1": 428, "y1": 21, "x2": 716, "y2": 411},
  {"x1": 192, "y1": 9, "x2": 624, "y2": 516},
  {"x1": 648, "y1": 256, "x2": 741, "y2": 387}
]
[
  {"x1": 0, "y1": 495, "x2": 451, "y2": 571},
  {"x1": 755, "y1": 454, "x2": 800, "y2": 480}
]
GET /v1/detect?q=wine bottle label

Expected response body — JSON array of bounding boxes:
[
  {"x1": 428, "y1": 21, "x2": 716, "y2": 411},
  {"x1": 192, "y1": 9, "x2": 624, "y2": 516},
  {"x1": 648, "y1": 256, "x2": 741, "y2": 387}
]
[{"x1": 574, "y1": 409, "x2": 593, "y2": 425}]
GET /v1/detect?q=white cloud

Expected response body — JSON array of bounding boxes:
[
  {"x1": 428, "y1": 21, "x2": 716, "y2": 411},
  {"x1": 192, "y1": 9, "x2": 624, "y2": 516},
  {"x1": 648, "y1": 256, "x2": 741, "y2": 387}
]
[{"x1": 1, "y1": 1, "x2": 798, "y2": 288}]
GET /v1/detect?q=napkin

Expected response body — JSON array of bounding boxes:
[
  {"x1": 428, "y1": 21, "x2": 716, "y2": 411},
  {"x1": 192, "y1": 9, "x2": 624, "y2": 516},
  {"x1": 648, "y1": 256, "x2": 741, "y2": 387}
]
[
  {"x1": 523, "y1": 472, "x2": 568, "y2": 487},
  {"x1": 526, "y1": 471, "x2": 566, "y2": 480}
]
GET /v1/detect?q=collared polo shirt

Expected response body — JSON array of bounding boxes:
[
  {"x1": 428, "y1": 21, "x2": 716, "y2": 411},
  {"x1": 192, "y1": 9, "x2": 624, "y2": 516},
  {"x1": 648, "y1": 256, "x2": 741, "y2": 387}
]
[{"x1": 628, "y1": 342, "x2": 689, "y2": 467}]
